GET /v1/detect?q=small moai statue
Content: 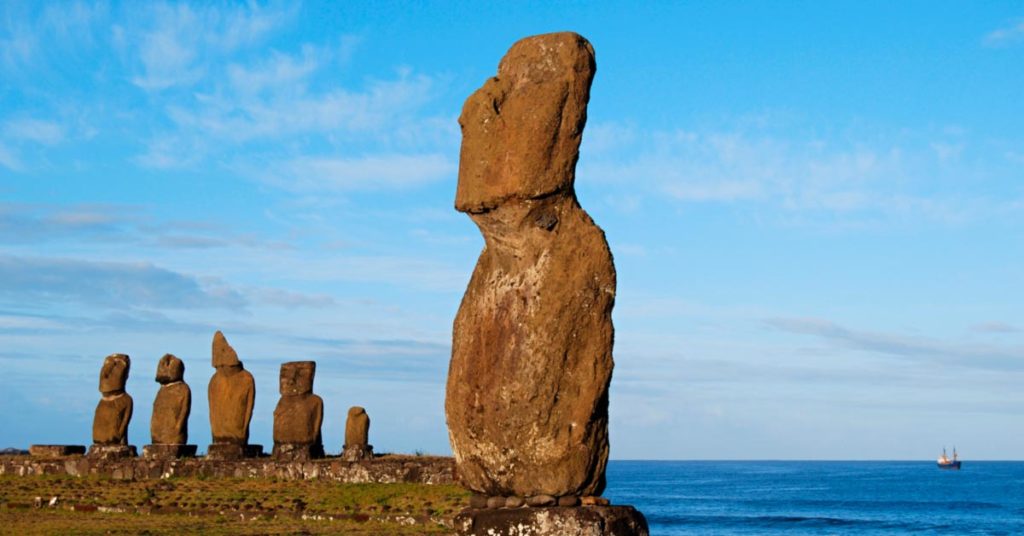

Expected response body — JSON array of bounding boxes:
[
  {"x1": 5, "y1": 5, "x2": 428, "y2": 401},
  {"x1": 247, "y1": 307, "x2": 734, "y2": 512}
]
[
  {"x1": 88, "y1": 353, "x2": 137, "y2": 458},
  {"x1": 206, "y1": 331, "x2": 261, "y2": 459},
  {"x1": 341, "y1": 406, "x2": 373, "y2": 461},
  {"x1": 271, "y1": 361, "x2": 324, "y2": 461},
  {"x1": 143, "y1": 354, "x2": 196, "y2": 459}
]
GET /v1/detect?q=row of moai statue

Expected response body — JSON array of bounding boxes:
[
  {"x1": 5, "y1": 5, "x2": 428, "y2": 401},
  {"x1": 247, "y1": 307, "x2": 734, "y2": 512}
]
[{"x1": 82, "y1": 331, "x2": 372, "y2": 461}]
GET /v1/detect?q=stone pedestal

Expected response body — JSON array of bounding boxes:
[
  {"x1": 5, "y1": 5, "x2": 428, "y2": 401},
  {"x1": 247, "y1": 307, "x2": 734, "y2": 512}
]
[
  {"x1": 29, "y1": 445, "x2": 86, "y2": 457},
  {"x1": 86, "y1": 444, "x2": 138, "y2": 460},
  {"x1": 142, "y1": 444, "x2": 198, "y2": 459},
  {"x1": 205, "y1": 443, "x2": 263, "y2": 460},
  {"x1": 271, "y1": 443, "x2": 324, "y2": 461},
  {"x1": 454, "y1": 505, "x2": 649, "y2": 536},
  {"x1": 341, "y1": 444, "x2": 374, "y2": 462}
]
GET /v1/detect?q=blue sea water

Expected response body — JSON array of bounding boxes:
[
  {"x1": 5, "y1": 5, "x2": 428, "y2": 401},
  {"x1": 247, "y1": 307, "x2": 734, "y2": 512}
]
[{"x1": 604, "y1": 461, "x2": 1024, "y2": 535}]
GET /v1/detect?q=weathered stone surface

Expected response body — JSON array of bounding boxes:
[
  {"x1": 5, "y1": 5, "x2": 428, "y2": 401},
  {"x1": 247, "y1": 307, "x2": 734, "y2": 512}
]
[
  {"x1": 207, "y1": 331, "x2": 255, "y2": 446},
  {"x1": 527, "y1": 495, "x2": 556, "y2": 507},
  {"x1": 151, "y1": 354, "x2": 191, "y2": 445},
  {"x1": 454, "y1": 506, "x2": 649, "y2": 536},
  {"x1": 142, "y1": 444, "x2": 197, "y2": 459},
  {"x1": 0, "y1": 454, "x2": 456, "y2": 484},
  {"x1": 272, "y1": 361, "x2": 324, "y2": 460},
  {"x1": 87, "y1": 444, "x2": 137, "y2": 460},
  {"x1": 342, "y1": 406, "x2": 373, "y2": 461},
  {"x1": 206, "y1": 443, "x2": 263, "y2": 460},
  {"x1": 446, "y1": 32, "x2": 614, "y2": 498},
  {"x1": 29, "y1": 445, "x2": 85, "y2": 457},
  {"x1": 93, "y1": 354, "x2": 134, "y2": 446}
]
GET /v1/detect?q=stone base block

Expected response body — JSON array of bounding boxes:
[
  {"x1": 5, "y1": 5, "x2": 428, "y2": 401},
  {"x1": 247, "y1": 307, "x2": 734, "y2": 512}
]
[
  {"x1": 454, "y1": 505, "x2": 649, "y2": 536},
  {"x1": 143, "y1": 444, "x2": 198, "y2": 459},
  {"x1": 29, "y1": 445, "x2": 86, "y2": 457},
  {"x1": 205, "y1": 443, "x2": 263, "y2": 460},
  {"x1": 272, "y1": 443, "x2": 324, "y2": 461},
  {"x1": 86, "y1": 444, "x2": 138, "y2": 460},
  {"x1": 341, "y1": 444, "x2": 374, "y2": 462}
]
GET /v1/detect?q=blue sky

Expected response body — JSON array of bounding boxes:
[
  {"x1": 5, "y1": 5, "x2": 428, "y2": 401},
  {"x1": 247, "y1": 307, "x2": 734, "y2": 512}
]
[{"x1": 1, "y1": 1, "x2": 1022, "y2": 459}]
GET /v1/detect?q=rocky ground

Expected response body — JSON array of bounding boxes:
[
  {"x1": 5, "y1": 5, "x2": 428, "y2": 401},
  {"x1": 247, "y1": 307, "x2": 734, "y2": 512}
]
[{"x1": 0, "y1": 472, "x2": 469, "y2": 534}]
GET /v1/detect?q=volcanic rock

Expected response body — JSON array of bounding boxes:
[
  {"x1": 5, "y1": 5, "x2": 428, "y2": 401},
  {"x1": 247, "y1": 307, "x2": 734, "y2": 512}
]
[
  {"x1": 342, "y1": 406, "x2": 373, "y2": 461},
  {"x1": 207, "y1": 331, "x2": 256, "y2": 446},
  {"x1": 272, "y1": 361, "x2": 324, "y2": 460},
  {"x1": 92, "y1": 354, "x2": 133, "y2": 446},
  {"x1": 150, "y1": 354, "x2": 191, "y2": 446},
  {"x1": 445, "y1": 31, "x2": 615, "y2": 499}
]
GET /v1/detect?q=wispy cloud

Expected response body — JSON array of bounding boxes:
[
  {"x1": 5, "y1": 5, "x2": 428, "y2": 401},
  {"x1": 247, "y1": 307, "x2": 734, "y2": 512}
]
[
  {"x1": 4, "y1": 118, "x2": 64, "y2": 144},
  {"x1": 263, "y1": 153, "x2": 455, "y2": 193},
  {"x1": 984, "y1": 19, "x2": 1024, "y2": 46},
  {"x1": 120, "y1": 2, "x2": 291, "y2": 91},
  {"x1": 579, "y1": 120, "x2": 1021, "y2": 228},
  {"x1": 971, "y1": 321, "x2": 1021, "y2": 334},
  {"x1": 0, "y1": 254, "x2": 246, "y2": 310},
  {"x1": 766, "y1": 316, "x2": 1024, "y2": 371}
]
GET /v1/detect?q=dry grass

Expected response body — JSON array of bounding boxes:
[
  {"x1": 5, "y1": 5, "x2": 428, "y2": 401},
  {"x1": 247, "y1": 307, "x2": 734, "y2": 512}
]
[{"x1": 0, "y1": 474, "x2": 469, "y2": 534}]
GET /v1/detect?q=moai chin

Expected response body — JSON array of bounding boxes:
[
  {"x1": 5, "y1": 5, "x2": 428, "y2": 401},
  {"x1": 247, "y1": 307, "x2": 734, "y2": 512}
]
[
  {"x1": 144, "y1": 354, "x2": 196, "y2": 459},
  {"x1": 90, "y1": 353, "x2": 137, "y2": 458},
  {"x1": 342, "y1": 406, "x2": 373, "y2": 461},
  {"x1": 206, "y1": 331, "x2": 260, "y2": 459},
  {"x1": 272, "y1": 361, "x2": 324, "y2": 460}
]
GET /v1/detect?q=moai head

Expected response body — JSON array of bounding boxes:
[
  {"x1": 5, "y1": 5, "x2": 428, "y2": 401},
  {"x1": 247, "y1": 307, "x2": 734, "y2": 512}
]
[
  {"x1": 279, "y1": 361, "x2": 315, "y2": 396},
  {"x1": 155, "y1": 354, "x2": 185, "y2": 384},
  {"x1": 99, "y1": 353, "x2": 131, "y2": 395},
  {"x1": 454, "y1": 32, "x2": 595, "y2": 214},
  {"x1": 348, "y1": 406, "x2": 365, "y2": 420},
  {"x1": 211, "y1": 330, "x2": 241, "y2": 368}
]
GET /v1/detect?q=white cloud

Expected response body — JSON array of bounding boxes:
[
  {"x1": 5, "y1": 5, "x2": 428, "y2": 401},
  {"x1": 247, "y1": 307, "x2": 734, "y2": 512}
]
[
  {"x1": 269, "y1": 153, "x2": 455, "y2": 192},
  {"x1": 4, "y1": 118, "x2": 64, "y2": 144},
  {"x1": 984, "y1": 19, "x2": 1024, "y2": 46},
  {"x1": 124, "y1": 2, "x2": 292, "y2": 91},
  {"x1": 0, "y1": 142, "x2": 22, "y2": 170}
]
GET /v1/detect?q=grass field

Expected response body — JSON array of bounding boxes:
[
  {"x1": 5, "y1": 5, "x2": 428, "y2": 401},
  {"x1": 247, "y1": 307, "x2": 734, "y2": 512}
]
[{"x1": 0, "y1": 474, "x2": 470, "y2": 534}]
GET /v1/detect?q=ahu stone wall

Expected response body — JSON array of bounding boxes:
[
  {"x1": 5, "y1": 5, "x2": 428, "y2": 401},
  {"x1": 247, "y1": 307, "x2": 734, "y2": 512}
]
[{"x1": 0, "y1": 454, "x2": 455, "y2": 485}]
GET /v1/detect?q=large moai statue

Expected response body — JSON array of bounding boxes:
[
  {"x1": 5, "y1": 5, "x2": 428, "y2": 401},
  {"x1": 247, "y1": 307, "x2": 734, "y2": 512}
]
[
  {"x1": 206, "y1": 331, "x2": 261, "y2": 459},
  {"x1": 271, "y1": 361, "x2": 324, "y2": 460},
  {"x1": 341, "y1": 406, "x2": 373, "y2": 461},
  {"x1": 89, "y1": 353, "x2": 137, "y2": 458},
  {"x1": 446, "y1": 33, "x2": 648, "y2": 535},
  {"x1": 143, "y1": 354, "x2": 196, "y2": 459}
]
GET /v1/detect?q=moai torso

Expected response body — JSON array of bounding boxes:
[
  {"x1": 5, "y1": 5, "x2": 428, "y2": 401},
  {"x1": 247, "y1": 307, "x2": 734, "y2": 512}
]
[
  {"x1": 93, "y1": 393, "x2": 133, "y2": 445},
  {"x1": 208, "y1": 367, "x2": 255, "y2": 444}
]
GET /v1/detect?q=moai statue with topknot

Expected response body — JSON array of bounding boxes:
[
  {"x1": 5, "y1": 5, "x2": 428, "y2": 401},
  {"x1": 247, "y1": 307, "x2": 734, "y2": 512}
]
[
  {"x1": 143, "y1": 354, "x2": 196, "y2": 459},
  {"x1": 272, "y1": 361, "x2": 324, "y2": 461},
  {"x1": 206, "y1": 331, "x2": 261, "y2": 459},
  {"x1": 89, "y1": 353, "x2": 137, "y2": 459},
  {"x1": 341, "y1": 406, "x2": 373, "y2": 461}
]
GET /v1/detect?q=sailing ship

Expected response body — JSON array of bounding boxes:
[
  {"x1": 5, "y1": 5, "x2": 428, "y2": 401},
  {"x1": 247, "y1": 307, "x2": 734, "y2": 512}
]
[{"x1": 937, "y1": 447, "x2": 962, "y2": 470}]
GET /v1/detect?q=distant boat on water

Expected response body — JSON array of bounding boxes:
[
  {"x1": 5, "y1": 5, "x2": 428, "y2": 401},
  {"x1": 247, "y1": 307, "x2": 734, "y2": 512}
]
[{"x1": 937, "y1": 447, "x2": 962, "y2": 470}]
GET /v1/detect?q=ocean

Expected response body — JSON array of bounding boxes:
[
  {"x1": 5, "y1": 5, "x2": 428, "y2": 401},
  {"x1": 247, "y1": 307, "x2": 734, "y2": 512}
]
[{"x1": 604, "y1": 461, "x2": 1024, "y2": 535}]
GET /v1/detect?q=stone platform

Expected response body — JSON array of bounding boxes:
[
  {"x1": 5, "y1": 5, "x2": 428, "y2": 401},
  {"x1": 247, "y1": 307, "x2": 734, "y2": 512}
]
[
  {"x1": 86, "y1": 444, "x2": 137, "y2": 460},
  {"x1": 143, "y1": 444, "x2": 197, "y2": 459},
  {"x1": 454, "y1": 505, "x2": 649, "y2": 536},
  {"x1": 0, "y1": 453, "x2": 455, "y2": 484},
  {"x1": 29, "y1": 445, "x2": 86, "y2": 457},
  {"x1": 206, "y1": 443, "x2": 263, "y2": 460},
  {"x1": 271, "y1": 442, "x2": 324, "y2": 461}
]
